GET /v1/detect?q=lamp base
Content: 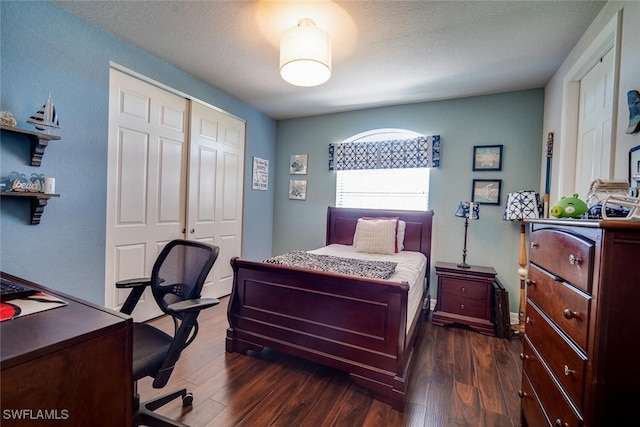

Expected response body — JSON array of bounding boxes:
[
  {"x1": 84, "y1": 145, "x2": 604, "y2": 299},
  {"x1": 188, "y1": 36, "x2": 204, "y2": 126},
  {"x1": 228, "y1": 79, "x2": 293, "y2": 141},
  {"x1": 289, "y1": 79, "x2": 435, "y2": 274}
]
[{"x1": 457, "y1": 262, "x2": 471, "y2": 269}]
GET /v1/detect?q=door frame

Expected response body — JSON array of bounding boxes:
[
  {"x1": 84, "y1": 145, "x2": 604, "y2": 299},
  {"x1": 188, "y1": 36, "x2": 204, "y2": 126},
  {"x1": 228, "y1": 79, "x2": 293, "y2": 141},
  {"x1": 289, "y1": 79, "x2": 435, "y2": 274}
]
[{"x1": 556, "y1": 10, "x2": 622, "y2": 199}]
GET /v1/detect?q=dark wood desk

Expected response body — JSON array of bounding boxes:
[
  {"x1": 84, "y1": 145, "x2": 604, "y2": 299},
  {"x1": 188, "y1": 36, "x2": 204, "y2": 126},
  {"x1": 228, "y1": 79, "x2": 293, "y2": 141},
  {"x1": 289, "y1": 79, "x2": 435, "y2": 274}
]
[{"x1": 0, "y1": 272, "x2": 132, "y2": 426}]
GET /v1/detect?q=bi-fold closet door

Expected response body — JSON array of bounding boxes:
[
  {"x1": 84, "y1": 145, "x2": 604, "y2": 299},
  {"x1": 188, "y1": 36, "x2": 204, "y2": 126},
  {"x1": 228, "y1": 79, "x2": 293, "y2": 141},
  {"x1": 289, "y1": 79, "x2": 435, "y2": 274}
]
[{"x1": 105, "y1": 68, "x2": 245, "y2": 321}]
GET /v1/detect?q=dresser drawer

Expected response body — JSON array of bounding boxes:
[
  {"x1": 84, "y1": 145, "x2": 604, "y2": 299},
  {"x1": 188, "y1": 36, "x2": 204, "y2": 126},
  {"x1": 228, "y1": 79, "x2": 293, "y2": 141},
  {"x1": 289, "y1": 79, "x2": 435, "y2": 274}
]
[
  {"x1": 529, "y1": 228, "x2": 595, "y2": 293},
  {"x1": 522, "y1": 336, "x2": 583, "y2": 427},
  {"x1": 527, "y1": 265, "x2": 591, "y2": 352},
  {"x1": 526, "y1": 302, "x2": 586, "y2": 408},
  {"x1": 520, "y1": 370, "x2": 550, "y2": 427}
]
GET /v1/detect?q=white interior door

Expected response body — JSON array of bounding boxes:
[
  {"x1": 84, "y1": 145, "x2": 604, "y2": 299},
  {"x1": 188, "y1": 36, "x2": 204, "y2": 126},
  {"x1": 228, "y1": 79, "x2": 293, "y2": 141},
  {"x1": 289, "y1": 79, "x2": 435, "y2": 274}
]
[
  {"x1": 106, "y1": 69, "x2": 188, "y2": 321},
  {"x1": 575, "y1": 48, "x2": 614, "y2": 198},
  {"x1": 188, "y1": 101, "x2": 245, "y2": 298}
]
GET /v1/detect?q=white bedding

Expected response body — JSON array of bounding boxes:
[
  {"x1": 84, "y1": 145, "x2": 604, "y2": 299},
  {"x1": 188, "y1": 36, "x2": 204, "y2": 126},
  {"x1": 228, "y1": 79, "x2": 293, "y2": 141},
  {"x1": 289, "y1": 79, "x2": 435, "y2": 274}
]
[{"x1": 308, "y1": 244, "x2": 427, "y2": 333}]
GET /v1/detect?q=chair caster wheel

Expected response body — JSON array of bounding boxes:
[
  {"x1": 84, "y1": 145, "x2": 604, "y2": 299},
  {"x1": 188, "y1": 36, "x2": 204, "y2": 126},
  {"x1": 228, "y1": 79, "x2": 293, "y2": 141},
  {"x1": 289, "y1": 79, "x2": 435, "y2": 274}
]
[{"x1": 182, "y1": 392, "x2": 193, "y2": 407}]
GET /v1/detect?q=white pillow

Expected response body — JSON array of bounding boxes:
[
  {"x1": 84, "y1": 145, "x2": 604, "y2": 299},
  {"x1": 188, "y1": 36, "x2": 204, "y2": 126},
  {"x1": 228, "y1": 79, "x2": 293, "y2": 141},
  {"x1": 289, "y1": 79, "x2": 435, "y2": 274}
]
[
  {"x1": 397, "y1": 220, "x2": 406, "y2": 251},
  {"x1": 354, "y1": 218, "x2": 397, "y2": 255},
  {"x1": 353, "y1": 217, "x2": 406, "y2": 252}
]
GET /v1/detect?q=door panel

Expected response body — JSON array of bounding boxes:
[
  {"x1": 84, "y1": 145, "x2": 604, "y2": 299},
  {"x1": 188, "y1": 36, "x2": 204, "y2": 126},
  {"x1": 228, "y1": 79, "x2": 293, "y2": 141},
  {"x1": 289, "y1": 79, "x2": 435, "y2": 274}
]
[
  {"x1": 106, "y1": 69, "x2": 187, "y2": 321},
  {"x1": 189, "y1": 101, "x2": 245, "y2": 298},
  {"x1": 575, "y1": 48, "x2": 613, "y2": 197}
]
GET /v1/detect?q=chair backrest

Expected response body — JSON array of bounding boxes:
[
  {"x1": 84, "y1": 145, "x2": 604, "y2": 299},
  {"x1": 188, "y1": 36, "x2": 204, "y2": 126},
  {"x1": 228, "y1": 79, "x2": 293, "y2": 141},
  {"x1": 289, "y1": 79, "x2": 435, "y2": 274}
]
[{"x1": 151, "y1": 240, "x2": 218, "y2": 318}]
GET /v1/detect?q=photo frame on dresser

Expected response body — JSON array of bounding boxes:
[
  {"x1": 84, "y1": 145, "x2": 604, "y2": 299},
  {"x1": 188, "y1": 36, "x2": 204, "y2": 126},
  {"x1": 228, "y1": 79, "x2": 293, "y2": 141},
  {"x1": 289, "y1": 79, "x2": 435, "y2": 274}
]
[{"x1": 630, "y1": 145, "x2": 640, "y2": 186}]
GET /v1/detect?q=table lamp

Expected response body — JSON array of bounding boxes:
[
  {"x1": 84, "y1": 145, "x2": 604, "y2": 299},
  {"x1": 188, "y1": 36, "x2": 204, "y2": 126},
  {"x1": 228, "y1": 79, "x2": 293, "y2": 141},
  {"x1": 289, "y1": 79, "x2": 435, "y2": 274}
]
[
  {"x1": 454, "y1": 201, "x2": 480, "y2": 268},
  {"x1": 503, "y1": 190, "x2": 543, "y2": 335}
]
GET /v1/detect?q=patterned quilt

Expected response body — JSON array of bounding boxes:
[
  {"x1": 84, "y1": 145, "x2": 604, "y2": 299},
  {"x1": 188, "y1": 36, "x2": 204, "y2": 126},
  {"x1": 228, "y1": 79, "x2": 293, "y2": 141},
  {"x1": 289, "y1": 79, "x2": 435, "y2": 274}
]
[{"x1": 264, "y1": 250, "x2": 397, "y2": 280}]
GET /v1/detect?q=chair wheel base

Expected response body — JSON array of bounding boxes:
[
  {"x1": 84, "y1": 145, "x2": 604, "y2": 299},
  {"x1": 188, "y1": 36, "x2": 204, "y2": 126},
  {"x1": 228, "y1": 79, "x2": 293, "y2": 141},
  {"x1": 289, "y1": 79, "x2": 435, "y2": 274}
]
[{"x1": 182, "y1": 392, "x2": 193, "y2": 407}]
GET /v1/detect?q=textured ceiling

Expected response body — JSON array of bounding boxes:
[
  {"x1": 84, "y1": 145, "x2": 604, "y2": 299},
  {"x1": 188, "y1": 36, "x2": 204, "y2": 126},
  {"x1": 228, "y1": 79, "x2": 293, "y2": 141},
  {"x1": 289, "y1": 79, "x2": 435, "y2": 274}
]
[{"x1": 51, "y1": 1, "x2": 606, "y2": 120}]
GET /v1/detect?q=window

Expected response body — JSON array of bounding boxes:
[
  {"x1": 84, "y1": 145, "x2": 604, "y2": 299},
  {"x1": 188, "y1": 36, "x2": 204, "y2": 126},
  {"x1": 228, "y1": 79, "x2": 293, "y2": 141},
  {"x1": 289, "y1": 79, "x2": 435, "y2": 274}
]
[
  {"x1": 336, "y1": 167, "x2": 430, "y2": 210},
  {"x1": 334, "y1": 129, "x2": 431, "y2": 211}
]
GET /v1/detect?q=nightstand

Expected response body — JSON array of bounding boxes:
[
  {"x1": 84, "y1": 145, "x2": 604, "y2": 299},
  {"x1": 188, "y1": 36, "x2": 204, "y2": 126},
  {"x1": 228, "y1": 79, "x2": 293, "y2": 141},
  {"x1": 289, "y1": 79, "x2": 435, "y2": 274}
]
[{"x1": 431, "y1": 262, "x2": 497, "y2": 336}]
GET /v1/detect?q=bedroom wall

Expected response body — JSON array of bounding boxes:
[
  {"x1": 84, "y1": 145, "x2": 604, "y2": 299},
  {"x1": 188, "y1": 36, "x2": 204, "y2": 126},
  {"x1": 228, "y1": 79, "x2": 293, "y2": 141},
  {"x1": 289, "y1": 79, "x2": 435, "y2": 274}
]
[
  {"x1": 273, "y1": 90, "x2": 544, "y2": 314},
  {"x1": 543, "y1": 1, "x2": 640, "y2": 200},
  {"x1": 0, "y1": 1, "x2": 276, "y2": 304}
]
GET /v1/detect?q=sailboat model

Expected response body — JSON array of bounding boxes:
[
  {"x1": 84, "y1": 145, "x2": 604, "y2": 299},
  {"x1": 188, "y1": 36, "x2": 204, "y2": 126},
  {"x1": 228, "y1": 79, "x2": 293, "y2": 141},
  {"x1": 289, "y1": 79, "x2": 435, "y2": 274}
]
[{"x1": 26, "y1": 94, "x2": 60, "y2": 132}]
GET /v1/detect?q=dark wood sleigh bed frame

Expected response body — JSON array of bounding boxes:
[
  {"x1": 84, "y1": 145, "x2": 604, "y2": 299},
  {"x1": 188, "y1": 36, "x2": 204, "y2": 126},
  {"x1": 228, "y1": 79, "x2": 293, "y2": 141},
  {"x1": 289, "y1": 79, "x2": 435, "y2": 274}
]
[{"x1": 226, "y1": 207, "x2": 434, "y2": 410}]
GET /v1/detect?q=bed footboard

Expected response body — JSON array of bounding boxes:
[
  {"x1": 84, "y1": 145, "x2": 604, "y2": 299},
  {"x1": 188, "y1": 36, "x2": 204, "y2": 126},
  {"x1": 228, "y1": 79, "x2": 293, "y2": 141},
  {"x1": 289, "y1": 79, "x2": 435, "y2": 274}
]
[{"x1": 226, "y1": 257, "x2": 424, "y2": 410}]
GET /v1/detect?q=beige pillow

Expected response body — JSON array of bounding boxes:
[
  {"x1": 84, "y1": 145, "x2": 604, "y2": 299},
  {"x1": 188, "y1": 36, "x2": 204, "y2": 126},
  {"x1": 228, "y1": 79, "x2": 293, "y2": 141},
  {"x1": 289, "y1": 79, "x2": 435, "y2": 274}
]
[{"x1": 354, "y1": 218, "x2": 397, "y2": 254}]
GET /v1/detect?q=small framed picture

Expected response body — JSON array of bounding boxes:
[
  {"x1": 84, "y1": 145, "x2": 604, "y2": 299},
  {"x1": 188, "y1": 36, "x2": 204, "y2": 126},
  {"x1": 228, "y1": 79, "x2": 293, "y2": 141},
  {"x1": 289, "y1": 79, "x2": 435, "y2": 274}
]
[
  {"x1": 472, "y1": 179, "x2": 502, "y2": 205},
  {"x1": 473, "y1": 145, "x2": 503, "y2": 171},
  {"x1": 290, "y1": 154, "x2": 308, "y2": 174},
  {"x1": 288, "y1": 180, "x2": 307, "y2": 200},
  {"x1": 630, "y1": 145, "x2": 640, "y2": 186}
]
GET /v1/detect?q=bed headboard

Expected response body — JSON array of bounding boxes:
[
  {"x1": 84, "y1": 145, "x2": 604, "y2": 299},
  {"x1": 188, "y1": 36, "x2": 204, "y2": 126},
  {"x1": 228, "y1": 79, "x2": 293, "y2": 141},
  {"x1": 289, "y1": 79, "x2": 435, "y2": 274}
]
[{"x1": 325, "y1": 206, "x2": 434, "y2": 260}]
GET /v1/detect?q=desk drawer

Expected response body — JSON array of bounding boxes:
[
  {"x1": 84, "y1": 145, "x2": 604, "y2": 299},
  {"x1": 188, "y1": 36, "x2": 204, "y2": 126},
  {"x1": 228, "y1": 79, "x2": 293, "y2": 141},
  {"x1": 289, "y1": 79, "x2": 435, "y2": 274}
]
[
  {"x1": 526, "y1": 302, "x2": 586, "y2": 408},
  {"x1": 527, "y1": 265, "x2": 591, "y2": 351},
  {"x1": 529, "y1": 228, "x2": 595, "y2": 293},
  {"x1": 522, "y1": 336, "x2": 583, "y2": 427}
]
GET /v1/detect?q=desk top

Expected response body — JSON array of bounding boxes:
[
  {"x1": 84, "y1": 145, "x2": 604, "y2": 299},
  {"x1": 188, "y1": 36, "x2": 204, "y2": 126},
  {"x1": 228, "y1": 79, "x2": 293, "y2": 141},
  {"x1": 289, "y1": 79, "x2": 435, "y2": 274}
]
[{"x1": 0, "y1": 271, "x2": 131, "y2": 370}]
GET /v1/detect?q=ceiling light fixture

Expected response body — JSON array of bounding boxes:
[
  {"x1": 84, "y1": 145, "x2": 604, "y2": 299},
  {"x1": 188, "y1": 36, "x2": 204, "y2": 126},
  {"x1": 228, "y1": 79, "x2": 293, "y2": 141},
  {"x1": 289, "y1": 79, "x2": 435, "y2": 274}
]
[{"x1": 280, "y1": 18, "x2": 331, "y2": 87}]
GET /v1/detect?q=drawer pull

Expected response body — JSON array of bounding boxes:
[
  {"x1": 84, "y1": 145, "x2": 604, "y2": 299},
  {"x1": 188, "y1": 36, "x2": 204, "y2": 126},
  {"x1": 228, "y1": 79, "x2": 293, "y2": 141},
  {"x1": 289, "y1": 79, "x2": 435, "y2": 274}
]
[
  {"x1": 530, "y1": 242, "x2": 539, "y2": 248},
  {"x1": 564, "y1": 364, "x2": 575, "y2": 376},
  {"x1": 460, "y1": 304, "x2": 465, "y2": 310},
  {"x1": 568, "y1": 254, "x2": 581, "y2": 265},
  {"x1": 461, "y1": 287, "x2": 466, "y2": 293},
  {"x1": 525, "y1": 279, "x2": 535, "y2": 287},
  {"x1": 555, "y1": 419, "x2": 569, "y2": 427},
  {"x1": 526, "y1": 316, "x2": 532, "y2": 325},
  {"x1": 518, "y1": 390, "x2": 527, "y2": 398},
  {"x1": 519, "y1": 352, "x2": 530, "y2": 361},
  {"x1": 563, "y1": 309, "x2": 580, "y2": 320}
]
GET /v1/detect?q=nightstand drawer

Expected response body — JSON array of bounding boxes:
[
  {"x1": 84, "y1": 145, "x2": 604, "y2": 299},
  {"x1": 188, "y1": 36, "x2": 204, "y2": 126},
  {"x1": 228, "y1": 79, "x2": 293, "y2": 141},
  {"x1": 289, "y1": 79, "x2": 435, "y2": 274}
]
[
  {"x1": 438, "y1": 294, "x2": 487, "y2": 318},
  {"x1": 440, "y1": 277, "x2": 488, "y2": 300},
  {"x1": 529, "y1": 228, "x2": 595, "y2": 293},
  {"x1": 522, "y1": 336, "x2": 583, "y2": 427},
  {"x1": 526, "y1": 302, "x2": 586, "y2": 408},
  {"x1": 528, "y1": 264, "x2": 591, "y2": 352}
]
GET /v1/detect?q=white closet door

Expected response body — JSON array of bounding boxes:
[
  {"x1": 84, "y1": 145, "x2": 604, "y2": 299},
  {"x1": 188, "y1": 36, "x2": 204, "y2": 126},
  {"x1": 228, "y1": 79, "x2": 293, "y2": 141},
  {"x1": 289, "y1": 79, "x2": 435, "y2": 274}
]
[
  {"x1": 188, "y1": 101, "x2": 245, "y2": 298},
  {"x1": 575, "y1": 48, "x2": 614, "y2": 198},
  {"x1": 106, "y1": 69, "x2": 188, "y2": 321}
]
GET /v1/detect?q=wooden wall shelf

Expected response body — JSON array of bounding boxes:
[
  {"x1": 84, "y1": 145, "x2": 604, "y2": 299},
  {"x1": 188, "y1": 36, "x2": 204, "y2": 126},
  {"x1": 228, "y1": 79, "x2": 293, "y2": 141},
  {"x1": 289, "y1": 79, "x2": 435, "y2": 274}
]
[
  {"x1": 1, "y1": 192, "x2": 60, "y2": 224},
  {"x1": 1, "y1": 125, "x2": 61, "y2": 166}
]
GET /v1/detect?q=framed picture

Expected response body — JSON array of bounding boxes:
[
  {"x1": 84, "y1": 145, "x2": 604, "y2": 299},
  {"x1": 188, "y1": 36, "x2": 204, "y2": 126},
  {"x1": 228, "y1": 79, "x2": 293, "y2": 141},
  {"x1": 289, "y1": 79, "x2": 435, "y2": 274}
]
[
  {"x1": 251, "y1": 157, "x2": 269, "y2": 191},
  {"x1": 630, "y1": 145, "x2": 640, "y2": 186},
  {"x1": 288, "y1": 179, "x2": 307, "y2": 200},
  {"x1": 290, "y1": 154, "x2": 308, "y2": 174},
  {"x1": 473, "y1": 145, "x2": 503, "y2": 171},
  {"x1": 472, "y1": 179, "x2": 502, "y2": 205}
]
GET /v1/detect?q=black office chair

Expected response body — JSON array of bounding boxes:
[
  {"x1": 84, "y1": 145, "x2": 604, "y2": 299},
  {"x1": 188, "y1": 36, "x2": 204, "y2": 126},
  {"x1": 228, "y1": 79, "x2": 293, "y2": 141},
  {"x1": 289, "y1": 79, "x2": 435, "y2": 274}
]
[{"x1": 116, "y1": 239, "x2": 220, "y2": 427}]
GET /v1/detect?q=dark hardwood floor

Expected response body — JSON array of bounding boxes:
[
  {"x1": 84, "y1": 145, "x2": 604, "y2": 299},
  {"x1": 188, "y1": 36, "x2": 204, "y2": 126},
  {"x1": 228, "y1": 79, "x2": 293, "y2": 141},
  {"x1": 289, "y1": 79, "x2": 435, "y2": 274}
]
[{"x1": 138, "y1": 297, "x2": 523, "y2": 427}]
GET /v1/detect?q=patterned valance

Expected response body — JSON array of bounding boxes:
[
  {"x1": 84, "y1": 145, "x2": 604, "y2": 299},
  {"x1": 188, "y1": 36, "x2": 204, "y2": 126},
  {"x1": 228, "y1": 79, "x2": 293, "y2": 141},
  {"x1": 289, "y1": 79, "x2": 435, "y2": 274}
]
[{"x1": 328, "y1": 135, "x2": 440, "y2": 171}]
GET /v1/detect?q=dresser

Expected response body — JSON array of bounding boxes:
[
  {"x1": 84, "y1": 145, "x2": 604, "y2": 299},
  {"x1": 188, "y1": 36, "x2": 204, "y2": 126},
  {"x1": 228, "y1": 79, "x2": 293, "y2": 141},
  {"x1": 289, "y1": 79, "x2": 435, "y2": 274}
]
[
  {"x1": 432, "y1": 262, "x2": 497, "y2": 336},
  {"x1": 520, "y1": 219, "x2": 640, "y2": 427}
]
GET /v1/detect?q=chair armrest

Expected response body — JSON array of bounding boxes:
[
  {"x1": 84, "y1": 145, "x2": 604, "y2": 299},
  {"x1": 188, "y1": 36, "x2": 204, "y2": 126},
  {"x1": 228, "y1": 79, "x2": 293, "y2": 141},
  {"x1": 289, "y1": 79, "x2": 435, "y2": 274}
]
[
  {"x1": 167, "y1": 298, "x2": 220, "y2": 314},
  {"x1": 115, "y1": 277, "x2": 151, "y2": 289}
]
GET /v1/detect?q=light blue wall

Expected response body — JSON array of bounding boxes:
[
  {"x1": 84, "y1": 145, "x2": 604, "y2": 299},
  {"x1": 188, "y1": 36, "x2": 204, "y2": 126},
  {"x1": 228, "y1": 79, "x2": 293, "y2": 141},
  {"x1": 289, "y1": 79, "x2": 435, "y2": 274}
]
[
  {"x1": 274, "y1": 90, "x2": 544, "y2": 312},
  {"x1": 0, "y1": 1, "x2": 276, "y2": 304}
]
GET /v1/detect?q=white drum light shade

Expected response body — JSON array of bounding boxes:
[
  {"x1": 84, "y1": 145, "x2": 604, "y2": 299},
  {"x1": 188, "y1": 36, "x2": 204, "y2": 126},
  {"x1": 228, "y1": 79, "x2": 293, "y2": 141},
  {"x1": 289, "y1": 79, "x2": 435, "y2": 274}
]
[{"x1": 280, "y1": 19, "x2": 332, "y2": 87}]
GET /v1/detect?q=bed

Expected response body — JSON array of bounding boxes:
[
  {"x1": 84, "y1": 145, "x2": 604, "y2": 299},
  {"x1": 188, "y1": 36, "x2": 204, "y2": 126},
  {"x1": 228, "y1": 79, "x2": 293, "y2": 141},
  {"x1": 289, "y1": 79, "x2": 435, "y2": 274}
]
[{"x1": 225, "y1": 206, "x2": 434, "y2": 411}]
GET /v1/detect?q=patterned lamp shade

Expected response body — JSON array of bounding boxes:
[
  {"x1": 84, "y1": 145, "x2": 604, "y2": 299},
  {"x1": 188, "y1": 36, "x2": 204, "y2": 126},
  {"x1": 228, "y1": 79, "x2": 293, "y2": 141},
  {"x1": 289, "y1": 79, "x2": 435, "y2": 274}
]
[
  {"x1": 503, "y1": 191, "x2": 543, "y2": 221},
  {"x1": 455, "y1": 201, "x2": 480, "y2": 220}
]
